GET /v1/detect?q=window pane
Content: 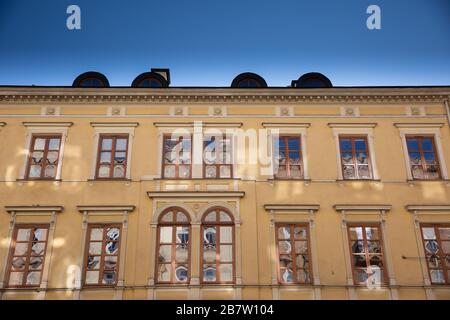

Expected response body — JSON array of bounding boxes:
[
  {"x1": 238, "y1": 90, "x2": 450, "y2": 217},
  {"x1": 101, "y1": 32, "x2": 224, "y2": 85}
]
[
  {"x1": 175, "y1": 245, "x2": 189, "y2": 263},
  {"x1": 17, "y1": 229, "x2": 31, "y2": 241},
  {"x1": 219, "y1": 211, "x2": 232, "y2": 222},
  {"x1": 98, "y1": 165, "x2": 110, "y2": 178},
  {"x1": 204, "y1": 227, "x2": 216, "y2": 246},
  {"x1": 343, "y1": 165, "x2": 355, "y2": 179},
  {"x1": 87, "y1": 256, "x2": 101, "y2": 270},
  {"x1": 113, "y1": 165, "x2": 125, "y2": 178},
  {"x1": 220, "y1": 226, "x2": 233, "y2": 243},
  {"x1": 278, "y1": 241, "x2": 292, "y2": 254},
  {"x1": 205, "y1": 165, "x2": 216, "y2": 178},
  {"x1": 280, "y1": 268, "x2": 293, "y2": 283},
  {"x1": 355, "y1": 139, "x2": 367, "y2": 151},
  {"x1": 29, "y1": 165, "x2": 41, "y2": 178},
  {"x1": 14, "y1": 243, "x2": 29, "y2": 256},
  {"x1": 356, "y1": 152, "x2": 368, "y2": 164},
  {"x1": 100, "y1": 152, "x2": 111, "y2": 163},
  {"x1": 220, "y1": 245, "x2": 233, "y2": 262},
  {"x1": 422, "y1": 138, "x2": 433, "y2": 151},
  {"x1": 406, "y1": 139, "x2": 419, "y2": 151},
  {"x1": 430, "y1": 270, "x2": 445, "y2": 283},
  {"x1": 439, "y1": 228, "x2": 450, "y2": 240},
  {"x1": 101, "y1": 139, "x2": 113, "y2": 150},
  {"x1": 278, "y1": 226, "x2": 290, "y2": 239},
  {"x1": 159, "y1": 245, "x2": 172, "y2": 263},
  {"x1": 203, "y1": 265, "x2": 216, "y2": 282},
  {"x1": 424, "y1": 152, "x2": 436, "y2": 165},
  {"x1": 31, "y1": 151, "x2": 44, "y2": 164},
  {"x1": 354, "y1": 269, "x2": 368, "y2": 283},
  {"x1": 296, "y1": 254, "x2": 309, "y2": 269},
  {"x1": 102, "y1": 270, "x2": 116, "y2": 285},
  {"x1": 341, "y1": 152, "x2": 353, "y2": 164},
  {"x1": 279, "y1": 255, "x2": 292, "y2": 268},
  {"x1": 339, "y1": 139, "x2": 352, "y2": 151},
  {"x1": 357, "y1": 165, "x2": 370, "y2": 178},
  {"x1": 161, "y1": 212, "x2": 173, "y2": 223},
  {"x1": 409, "y1": 152, "x2": 421, "y2": 165},
  {"x1": 33, "y1": 138, "x2": 46, "y2": 150},
  {"x1": 46, "y1": 151, "x2": 59, "y2": 164},
  {"x1": 48, "y1": 138, "x2": 60, "y2": 150},
  {"x1": 287, "y1": 138, "x2": 300, "y2": 150},
  {"x1": 424, "y1": 240, "x2": 439, "y2": 254},
  {"x1": 44, "y1": 165, "x2": 56, "y2": 178},
  {"x1": 179, "y1": 165, "x2": 190, "y2": 178},
  {"x1": 219, "y1": 165, "x2": 231, "y2": 178},
  {"x1": 175, "y1": 265, "x2": 188, "y2": 281},
  {"x1": 116, "y1": 138, "x2": 127, "y2": 151},
  {"x1": 204, "y1": 212, "x2": 216, "y2": 222},
  {"x1": 11, "y1": 257, "x2": 26, "y2": 270},
  {"x1": 219, "y1": 264, "x2": 233, "y2": 282},
  {"x1": 422, "y1": 227, "x2": 436, "y2": 240},
  {"x1": 351, "y1": 241, "x2": 365, "y2": 254},
  {"x1": 114, "y1": 152, "x2": 127, "y2": 164},
  {"x1": 297, "y1": 269, "x2": 310, "y2": 283},
  {"x1": 104, "y1": 256, "x2": 118, "y2": 270},
  {"x1": 85, "y1": 271, "x2": 99, "y2": 284},
  {"x1": 365, "y1": 227, "x2": 379, "y2": 240},
  {"x1": 89, "y1": 242, "x2": 102, "y2": 255},
  {"x1": 368, "y1": 241, "x2": 381, "y2": 253},
  {"x1": 90, "y1": 228, "x2": 103, "y2": 241},
  {"x1": 106, "y1": 228, "x2": 120, "y2": 241},
  {"x1": 176, "y1": 226, "x2": 189, "y2": 244},
  {"x1": 294, "y1": 227, "x2": 307, "y2": 239},
  {"x1": 294, "y1": 241, "x2": 308, "y2": 254},
  {"x1": 8, "y1": 272, "x2": 24, "y2": 286},
  {"x1": 176, "y1": 211, "x2": 189, "y2": 223},
  {"x1": 33, "y1": 228, "x2": 47, "y2": 241},
  {"x1": 158, "y1": 264, "x2": 171, "y2": 281},
  {"x1": 412, "y1": 166, "x2": 424, "y2": 179}
]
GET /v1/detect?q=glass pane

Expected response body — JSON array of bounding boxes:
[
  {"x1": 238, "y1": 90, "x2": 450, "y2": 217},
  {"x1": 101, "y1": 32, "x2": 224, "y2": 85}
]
[
  {"x1": 294, "y1": 227, "x2": 307, "y2": 239},
  {"x1": 204, "y1": 212, "x2": 216, "y2": 222},
  {"x1": 26, "y1": 272, "x2": 41, "y2": 285},
  {"x1": 104, "y1": 256, "x2": 118, "y2": 270},
  {"x1": 203, "y1": 246, "x2": 216, "y2": 263},
  {"x1": 101, "y1": 138, "x2": 113, "y2": 150},
  {"x1": 29, "y1": 165, "x2": 41, "y2": 178},
  {"x1": 220, "y1": 245, "x2": 233, "y2": 262},
  {"x1": 368, "y1": 241, "x2": 381, "y2": 253},
  {"x1": 425, "y1": 240, "x2": 439, "y2": 254},
  {"x1": 280, "y1": 268, "x2": 293, "y2": 283},
  {"x1": 427, "y1": 255, "x2": 441, "y2": 268},
  {"x1": 98, "y1": 165, "x2": 110, "y2": 178},
  {"x1": 161, "y1": 212, "x2": 173, "y2": 223},
  {"x1": 14, "y1": 243, "x2": 28, "y2": 256},
  {"x1": 17, "y1": 229, "x2": 31, "y2": 241},
  {"x1": 176, "y1": 227, "x2": 189, "y2": 244},
  {"x1": 175, "y1": 245, "x2": 189, "y2": 263},
  {"x1": 356, "y1": 152, "x2": 368, "y2": 164},
  {"x1": 90, "y1": 228, "x2": 103, "y2": 241},
  {"x1": 159, "y1": 226, "x2": 172, "y2": 243},
  {"x1": 275, "y1": 165, "x2": 287, "y2": 178},
  {"x1": 424, "y1": 152, "x2": 436, "y2": 165},
  {"x1": 412, "y1": 166, "x2": 424, "y2": 179},
  {"x1": 422, "y1": 138, "x2": 433, "y2": 151},
  {"x1": 105, "y1": 241, "x2": 119, "y2": 255},
  {"x1": 219, "y1": 166, "x2": 231, "y2": 178},
  {"x1": 102, "y1": 270, "x2": 116, "y2": 285},
  {"x1": 46, "y1": 151, "x2": 59, "y2": 164},
  {"x1": 31, "y1": 151, "x2": 44, "y2": 164},
  {"x1": 11, "y1": 257, "x2": 26, "y2": 270},
  {"x1": 365, "y1": 227, "x2": 379, "y2": 240},
  {"x1": 294, "y1": 241, "x2": 308, "y2": 254},
  {"x1": 426, "y1": 165, "x2": 439, "y2": 179},
  {"x1": 116, "y1": 138, "x2": 127, "y2": 151},
  {"x1": 343, "y1": 165, "x2": 355, "y2": 179},
  {"x1": 204, "y1": 227, "x2": 216, "y2": 246},
  {"x1": 354, "y1": 269, "x2": 368, "y2": 283},
  {"x1": 430, "y1": 269, "x2": 445, "y2": 284},
  {"x1": 106, "y1": 228, "x2": 120, "y2": 241},
  {"x1": 87, "y1": 256, "x2": 101, "y2": 270},
  {"x1": 296, "y1": 254, "x2": 309, "y2": 269},
  {"x1": 297, "y1": 269, "x2": 310, "y2": 283},
  {"x1": 409, "y1": 152, "x2": 422, "y2": 165},
  {"x1": 158, "y1": 264, "x2": 171, "y2": 281},
  {"x1": 100, "y1": 152, "x2": 111, "y2": 163},
  {"x1": 33, "y1": 138, "x2": 46, "y2": 150},
  {"x1": 351, "y1": 241, "x2": 365, "y2": 254},
  {"x1": 442, "y1": 241, "x2": 450, "y2": 254},
  {"x1": 203, "y1": 265, "x2": 216, "y2": 282},
  {"x1": 205, "y1": 165, "x2": 216, "y2": 178},
  {"x1": 368, "y1": 268, "x2": 384, "y2": 285},
  {"x1": 33, "y1": 229, "x2": 47, "y2": 241},
  {"x1": 278, "y1": 241, "x2": 292, "y2": 254},
  {"x1": 220, "y1": 226, "x2": 233, "y2": 243},
  {"x1": 357, "y1": 165, "x2": 370, "y2": 178},
  {"x1": 406, "y1": 139, "x2": 419, "y2": 151},
  {"x1": 289, "y1": 152, "x2": 300, "y2": 165},
  {"x1": 176, "y1": 211, "x2": 189, "y2": 222},
  {"x1": 341, "y1": 152, "x2": 353, "y2": 164},
  {"x1": 114, "y1": 152, "x2": 127, "y2": 164},
  {"x1": 349, "y1": 227, "x2": 363, "y2": 240},
  {"x1": 29, "y1": 257, "x2": 44, "y2": 270},
  {"x1": 44, "y1": 165, "x2": 56, "y2": 178},
  {"x1": 178, "y1": 165, "x2": 190, "y2": 178},
  {"x1": 31, "y1": 242, "x2": 46, "y2": 255},
  {"x1": 339, "y1": 139, "x2": 352, "y2": 151},
  {"x1": 352, "y1": 255, "x2": 367, "y2": 267},
  {"x1": 355, "y1": 139, "x2": 367, "y2": 151},
  {"x1": 219, "y1": 264, "x2": 233, "y2": 282},
  {"x1": 279, "y1": 254, "x2": 292, "y2": 268},
  {"x1": 278, "y1": 226, "x2": 290, "y2": 240},
  {"x1": 287, "y1": 137, "x2": 300, "y2": 150},
  {"x1": 159, "y1": 245, "x2": 172, "y2": 263},
  {"x1": 89, "y1": 243, "x2": 102, "y2": 255},
  {"x1": 369, "y1": 255, "x2": 383, "y2": 268},
  {"x1": 439, "y1": 228, "x2": 450, "y2": 240},
  {"x1": 8, "y1": 272, "x2": 24, "y2": 286},
  {"x1": 290, "y1": 165, "x2": 302, "y2": 178},
  {"x1": 113, "y1": 165, "x2": 125, "y2": 178},
  {"x1": 219, "y1": 211, "x2": 232, "y2": 222},
  {"x1": 175, "y1": 265, "x2": 188, "y2": 281},
  {"x1": 85, "y1": 271, "x2": 99, "y2": 284},
  {"x1": 48, "y1": 138, "x2": 60, "y2": 150}
]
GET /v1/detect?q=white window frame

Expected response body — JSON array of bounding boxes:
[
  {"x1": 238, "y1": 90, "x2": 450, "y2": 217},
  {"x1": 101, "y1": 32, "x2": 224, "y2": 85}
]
[
  {"x1": 266, "y1": 126, "x2": 310, "y2": 180},
  {"x1": 90, "y1": 124, "x2": 137, "y2": 180},
  {"x1": 397, "y1": 126, "x2": 448, "y2": 180},
  {"x1": 19, "y1": 123, "x2": 72, "y2": 180},
  {"x1": 331, "y1": 126, "x2": 379, "y2": 180}
]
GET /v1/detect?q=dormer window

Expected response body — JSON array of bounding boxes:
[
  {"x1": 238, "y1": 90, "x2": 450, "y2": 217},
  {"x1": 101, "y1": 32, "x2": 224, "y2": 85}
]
[
  {"x1": 231, "y1": 72, "x2": 267, "y2": 88},
  {"x1": 132, "y1": 70, "x2": 169, "y2": 88},
  {"x1": 291, "y1": 72, "x2": 332, "y2": 88},
  {"x1": 72, "y1": 72, "x2": 110, "y2": 88}
]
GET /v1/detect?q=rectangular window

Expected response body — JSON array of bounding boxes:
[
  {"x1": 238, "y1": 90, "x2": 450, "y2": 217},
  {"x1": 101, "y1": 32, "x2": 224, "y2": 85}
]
[
  {"x1": 276, "y1": 223, "x2": 312, "y2": 284},
  {"x1": 406, "y1": 136, "x2": 441, "y2": 180},
  {"x1": 275, "y1": 136, "x2": 303, "y2": 179},
  {"x1": 26, "y1": 135, "x2": 61, "y2": 179},
  {"x1": 5, "y1": 225, "x2": 49, "y2": 288},
  {"x1": 203, "y1": 135, "x2": 232, "y2": 178},
  {"x1": 348, "y1": 224, "x2": 387, "y2": 285},
  {"x1": 162, "y1": 134, "x2": 192, "y2": 178},
  {"x1": 339, "y1": 135, "x2": 372, "y2": 179},
  {"x1": 420, "y1": 224, "x2": 450, "y2": 284},
  {"x1": 96, "y1": 134, "x2": 129, "y2": 179},
  {"x1": 84, "y1": 225, "x2": 121, "y2": 287}
]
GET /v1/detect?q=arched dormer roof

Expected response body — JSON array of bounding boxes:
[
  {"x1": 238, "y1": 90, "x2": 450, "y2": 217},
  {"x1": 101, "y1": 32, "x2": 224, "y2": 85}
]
[
  {"x1": 291, "y1": 72, "x2": 332, "y2": 88},
  {"x1": 72, "y1": 71, "x2": 110, "y2": 87},
  {"x1": 231, "y1": 72, "x2": 267, "y2": 88}
]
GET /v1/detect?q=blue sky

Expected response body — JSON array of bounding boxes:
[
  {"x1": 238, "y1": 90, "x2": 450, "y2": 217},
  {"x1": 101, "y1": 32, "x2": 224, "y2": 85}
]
[{"x1": 0, "y1": 0, "x2": 449, "y2": 87}]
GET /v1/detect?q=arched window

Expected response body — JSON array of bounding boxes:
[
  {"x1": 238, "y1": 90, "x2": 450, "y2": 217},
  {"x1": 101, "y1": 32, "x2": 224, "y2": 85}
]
[
  {"x1": 131, "y1": 72, "x2": 169, "y2": 88},
  {"x1": 156, "y1": 207, "x2": 191, "y2": 283},
  {"x1": 291, "y1": 72, "x2": 332, "y2": 88},
  {"x1": 201, "y1": 207, "x2": 235, "y2": 283},
  {"x1": 231, "y1": 72, "x2": 267, "y2": 88},
  {"x1": 72, "y1": 72, "x2": 110, "y2": 87}
]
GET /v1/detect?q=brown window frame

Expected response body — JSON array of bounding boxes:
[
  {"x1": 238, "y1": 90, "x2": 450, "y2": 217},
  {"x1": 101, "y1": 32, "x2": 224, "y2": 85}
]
[
  {"x1": 347, "y1": 223, "x2": 388, "y2": 286},
  {"x1": 161, "y1": 134, "x2": 193, "y2": 179},
  {"x1": 25, "y1": 134, "x2": 62, "y2": 180},
  {"x1": 4, "y1": 224, "x2": 50, "y2": 288},
  {"x1": 155, "y1": 207, "x2": 191, "y2": 284},
  {"x1": 274, "y1": 135, "x2": 304, "y2": 179},
  {"x1": 203, "y1": 134, "x2": 233, "y2": 179},
  {"x1": 420, "y1": 224, "x2": 450, "y2": 285},
  {"x1": 339, "y1": 135, "x2": 373, "y2": 180},
  {"x1": 275, "y1": 223, "x2": 313, "y2": 285},
  {"x1": 406, "y1": 135, "x2": 442, "y2": 180},
  {"x1": 82, "y1": 224, "x2": 122, "y2": 288},
  {"x1": 200, "y1": 207, "x2": 235, "y2": 284},
  {"x1": 95, "y1": 134, "x2": 129, "y2": 180}
]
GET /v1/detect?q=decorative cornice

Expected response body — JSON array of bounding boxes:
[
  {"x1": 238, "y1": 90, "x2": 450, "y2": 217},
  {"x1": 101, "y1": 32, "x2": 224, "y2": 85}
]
[
  {"x1": 406, "y1": 205, "x2": 450, "y2": 212},
  {"x1": 264, "y1": 204, "x2": 320, "y2": 212},
  {"x1": 328, "y1": 123, "x2": 377, "y2": 128},
  {"x1": 333, "y1": 204, "x2": 392, "y2": 212},
  {"x1": 147, "y1": 191, "x2": 245, "y2": 198},
  {"x1": 90, "y1": 122, "x2": 139, "y2": 127},
  {"x1": 0, "y1": 87, "x2": 449, "y2": 104},
  {"x1": 153, "y1": 122, "x2": 243, "y2": 128},
  {"x1": 5, "y1": 205, "x2": 64, "y2": 213},
  {"x1": 262, "y1": 123, "x2": 311, "y2": 128},
  {"x1": 77, "y1": 205, "x2": 136, "y2": 212},
  {"x1": 22, "y1": 122, "x2": 73, "y2": 127},
  {"x1": 394, "y1": 123, "x2": 445, "y2": 128}
]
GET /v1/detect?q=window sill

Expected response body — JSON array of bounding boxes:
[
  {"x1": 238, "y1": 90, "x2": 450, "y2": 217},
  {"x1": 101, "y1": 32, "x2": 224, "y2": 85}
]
[
  {"x1": 268, "y1": 178, "x2": 311, "y2": 182},
  {"x1": 87, "y1": 178, "x2": 132, "y2": 182},
  {"x1": 336, "y1": 179, "x2": 381, "y2": 182},
  {"x1": 16, "y1": 178, "x2": 62, "y2": 182},
  {"x1": 154, "y1": 178, "x2": 240, "y2": 181},
  {"x1": 407, "y1": 179, "x2": 450, "y2": 183}
]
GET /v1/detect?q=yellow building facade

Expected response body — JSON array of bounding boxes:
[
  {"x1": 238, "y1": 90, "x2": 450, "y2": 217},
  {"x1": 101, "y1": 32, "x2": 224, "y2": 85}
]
[{"x1": 0, "y1": 71, "x2": 450, "y2": 300}]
